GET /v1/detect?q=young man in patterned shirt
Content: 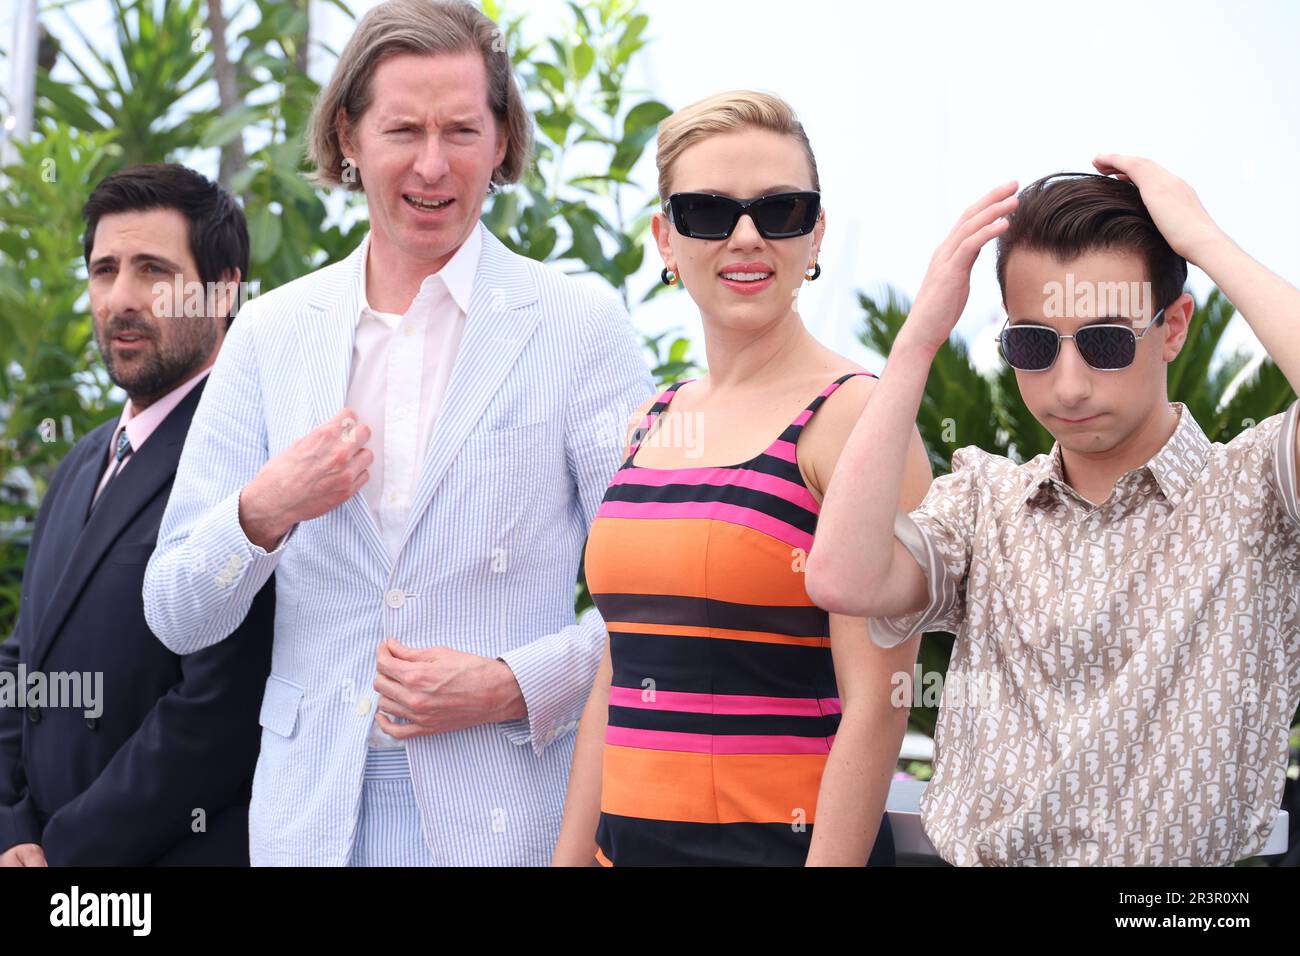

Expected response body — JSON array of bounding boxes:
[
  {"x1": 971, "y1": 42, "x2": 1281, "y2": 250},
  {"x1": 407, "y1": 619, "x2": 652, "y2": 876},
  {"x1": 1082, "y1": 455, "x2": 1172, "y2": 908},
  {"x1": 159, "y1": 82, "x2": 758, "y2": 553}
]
[{"x1": 807, "y1": 155, "x2": 1300, "y2": 865}]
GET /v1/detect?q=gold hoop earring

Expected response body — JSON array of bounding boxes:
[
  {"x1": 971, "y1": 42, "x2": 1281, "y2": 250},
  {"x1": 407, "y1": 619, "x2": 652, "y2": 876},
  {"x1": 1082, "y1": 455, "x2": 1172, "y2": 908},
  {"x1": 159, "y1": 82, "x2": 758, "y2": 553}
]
[
  {"x1": 804, "y1": 263, "x2": 821, "y2": 282},
  {"x1": 661, "y1": 268, "x2": 678, "y2": 286}
]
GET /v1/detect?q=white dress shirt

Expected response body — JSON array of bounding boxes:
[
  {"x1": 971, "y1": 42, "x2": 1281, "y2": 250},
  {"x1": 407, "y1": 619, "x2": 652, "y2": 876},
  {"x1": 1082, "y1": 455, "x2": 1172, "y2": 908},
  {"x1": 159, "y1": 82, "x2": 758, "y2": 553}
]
[{"x1": 350, "y1": 223, "x2": 481, "y2": 747}]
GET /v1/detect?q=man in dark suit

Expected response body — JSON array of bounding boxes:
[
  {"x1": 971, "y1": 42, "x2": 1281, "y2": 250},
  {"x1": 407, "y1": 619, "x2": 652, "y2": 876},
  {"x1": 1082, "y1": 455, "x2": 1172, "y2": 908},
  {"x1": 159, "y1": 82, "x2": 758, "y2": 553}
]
[{"x1": 0, "y1": 163, "x2": 274, "y2": 865}]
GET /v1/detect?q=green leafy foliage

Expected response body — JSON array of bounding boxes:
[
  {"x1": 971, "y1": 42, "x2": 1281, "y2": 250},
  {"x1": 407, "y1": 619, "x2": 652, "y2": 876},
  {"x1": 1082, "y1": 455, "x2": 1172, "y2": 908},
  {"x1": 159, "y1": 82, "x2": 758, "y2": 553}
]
[{"x1": 0, "y1": 122, "x2": 123, "y2": 629}]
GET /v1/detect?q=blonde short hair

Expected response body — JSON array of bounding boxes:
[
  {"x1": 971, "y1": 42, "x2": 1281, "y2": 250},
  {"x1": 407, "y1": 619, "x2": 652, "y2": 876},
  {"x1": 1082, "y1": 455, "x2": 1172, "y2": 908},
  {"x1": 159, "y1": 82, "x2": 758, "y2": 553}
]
[
  {"x1": 655, "y1": 90, "x2": 820, "y2": 202},
  {"x1": 306, "y1": 0, "x2": 533, "y2": 192}
]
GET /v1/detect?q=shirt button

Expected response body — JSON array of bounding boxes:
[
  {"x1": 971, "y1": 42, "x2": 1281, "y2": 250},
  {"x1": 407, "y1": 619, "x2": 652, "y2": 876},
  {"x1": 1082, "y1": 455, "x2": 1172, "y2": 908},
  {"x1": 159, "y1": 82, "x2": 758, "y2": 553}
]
[
  {"x1": 27, "y1": 706, "x2": 40, "y2": 724},
  {"x1": 385, "y1": 589, "x2": 406, "y2": 609},
  {"x1": 356, "y1": 696, "x2": 373, "y2": 716},
  {"x1": 85, "y1": 716, "x2": 99, "y2": 730}
]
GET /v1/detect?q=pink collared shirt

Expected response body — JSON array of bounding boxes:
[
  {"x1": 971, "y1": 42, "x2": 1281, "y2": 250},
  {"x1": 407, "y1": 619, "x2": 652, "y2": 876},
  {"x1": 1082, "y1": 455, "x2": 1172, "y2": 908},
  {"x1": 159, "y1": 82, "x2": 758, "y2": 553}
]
[{"x1": 90, "y1": 366, "x2": 213, "y2": 507}]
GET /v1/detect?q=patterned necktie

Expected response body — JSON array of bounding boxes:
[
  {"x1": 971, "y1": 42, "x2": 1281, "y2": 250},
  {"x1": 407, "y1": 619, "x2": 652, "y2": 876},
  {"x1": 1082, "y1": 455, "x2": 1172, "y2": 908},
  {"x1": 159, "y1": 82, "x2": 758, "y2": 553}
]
[
  {"x1": 89, "y1": 429, "x2": 133, "y2": 516},
  {"x1": 111, "y1": 429, "x2": 133, "y2": 473}
]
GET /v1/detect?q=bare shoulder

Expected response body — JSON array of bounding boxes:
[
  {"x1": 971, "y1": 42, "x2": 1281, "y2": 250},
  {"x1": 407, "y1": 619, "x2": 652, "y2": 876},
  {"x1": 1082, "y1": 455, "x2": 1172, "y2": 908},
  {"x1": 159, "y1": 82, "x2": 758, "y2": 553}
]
[
  {"x1": 628, "y1": 391, "x2": 659, "y2": 429},
  {"x1": 815, "y1": 370, "x2": 879, "y2": 421},
  {"x1": 798, "y1": 369, "x2": 880, "y2": 496},
  {"x1": 800, "y1": 369, "x2": 880, "y2": 447},
  {"x1": 621, "y1": 390, "x2": 663, "y2": 457}
]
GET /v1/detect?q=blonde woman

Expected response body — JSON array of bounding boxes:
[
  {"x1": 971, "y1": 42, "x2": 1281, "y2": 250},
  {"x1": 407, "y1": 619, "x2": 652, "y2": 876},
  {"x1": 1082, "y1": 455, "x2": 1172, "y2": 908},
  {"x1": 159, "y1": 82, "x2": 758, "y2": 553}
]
[{"x1": 553, "y1": 91, "x2": 933, "y2": 866}]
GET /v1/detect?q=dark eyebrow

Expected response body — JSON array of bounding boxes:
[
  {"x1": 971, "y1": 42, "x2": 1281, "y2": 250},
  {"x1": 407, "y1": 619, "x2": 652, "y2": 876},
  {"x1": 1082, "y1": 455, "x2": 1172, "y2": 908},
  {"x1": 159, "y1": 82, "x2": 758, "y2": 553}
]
[{"x1": 89, "y1": 252, "x2": 185, "y2": 273}]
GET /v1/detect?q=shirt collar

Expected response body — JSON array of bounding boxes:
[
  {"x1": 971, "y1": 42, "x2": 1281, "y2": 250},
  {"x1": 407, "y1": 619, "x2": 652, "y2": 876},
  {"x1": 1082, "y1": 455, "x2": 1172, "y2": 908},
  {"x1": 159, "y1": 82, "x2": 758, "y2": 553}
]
[
  {"x1": 113, "y1": 365, "x2": 212, "y2": 461},
  {"x1": 356, "y1": 221, "x2": 482, "y2": 328},
  {"x1": 1018, "y1": 402, "x2": 1211, "y2": 510},
  {"x1": 1144, "y1": 402, "x2": 1212, "y2": 504}
]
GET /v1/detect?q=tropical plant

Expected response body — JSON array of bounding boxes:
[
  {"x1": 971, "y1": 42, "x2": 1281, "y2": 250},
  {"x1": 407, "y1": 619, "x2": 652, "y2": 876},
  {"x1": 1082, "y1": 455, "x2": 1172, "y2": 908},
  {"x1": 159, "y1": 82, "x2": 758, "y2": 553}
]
[
  {"x1": 35, "y1": 0, "x2": 216, "y2": 167},
  {"x1": 482, "y1": 0, "x2": 673, "y2": 309},
  {"x1": 0, "y1": 121, "x2": 123, "y2": 629}
]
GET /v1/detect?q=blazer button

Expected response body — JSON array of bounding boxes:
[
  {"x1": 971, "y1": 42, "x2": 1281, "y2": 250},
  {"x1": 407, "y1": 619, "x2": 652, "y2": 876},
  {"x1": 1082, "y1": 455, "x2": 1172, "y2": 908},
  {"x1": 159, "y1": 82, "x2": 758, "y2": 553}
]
[
  {"x1": 85, "y1": 716, "x2": 99, "y2": 730},
  {"x1": 27, "y1": 706, "x2": 40, "y2": 724},
  {"x1": 384, "y1": 589, "x2": 406, "y2": 609}
]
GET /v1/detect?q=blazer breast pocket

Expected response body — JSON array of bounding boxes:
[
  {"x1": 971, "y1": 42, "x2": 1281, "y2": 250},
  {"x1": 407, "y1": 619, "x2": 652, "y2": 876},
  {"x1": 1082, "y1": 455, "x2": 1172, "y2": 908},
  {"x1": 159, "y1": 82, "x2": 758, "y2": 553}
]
[
  {"x1": 456, "y1": 416, "x2": 552, "y2": 533},
  {"x1": 259, "y1": 673, "x2": 305, "y2": 738},
  {"x1": 461, "y1": 414, "x2": 549, "y2": 462}
]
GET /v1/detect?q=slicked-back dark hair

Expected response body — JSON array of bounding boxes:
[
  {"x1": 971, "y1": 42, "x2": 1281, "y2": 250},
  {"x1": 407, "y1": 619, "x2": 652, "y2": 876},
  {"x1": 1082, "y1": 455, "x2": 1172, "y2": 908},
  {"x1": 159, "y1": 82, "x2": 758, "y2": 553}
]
[
  {"x1": 82, "y1": 163, "x2": 249, "y2": 327},
  {"x1": 995, "y1": 172, "x2": 1187, "y2": 312}
]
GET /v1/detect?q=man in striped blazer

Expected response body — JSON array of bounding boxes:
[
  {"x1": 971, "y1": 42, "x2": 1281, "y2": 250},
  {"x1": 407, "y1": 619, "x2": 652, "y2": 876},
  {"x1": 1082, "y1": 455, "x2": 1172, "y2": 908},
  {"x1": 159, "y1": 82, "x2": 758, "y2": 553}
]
[{"x1": 143, "y1": 0, "x2": 652, "y2": 865}]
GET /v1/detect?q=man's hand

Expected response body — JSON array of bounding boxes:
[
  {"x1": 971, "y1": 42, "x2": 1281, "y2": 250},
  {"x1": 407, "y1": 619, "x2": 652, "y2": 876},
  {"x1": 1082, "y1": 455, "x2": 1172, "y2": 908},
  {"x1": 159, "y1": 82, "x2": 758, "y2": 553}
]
[
  {"x1": 1092, "y1": 154, "x2": 1226, "y2": 263},
  {"x1": 238, "y1": 407, "x2": 373, "y2": 551},
  {"x1": 0, "y1": 844, "x2": 47, "y2": 867},
  {"x1": 372, "y1": 639, "x2": 526, "y2": 739},
  {"x1": 899, "y1": 181, "x2": 1019, "y2": 356}
]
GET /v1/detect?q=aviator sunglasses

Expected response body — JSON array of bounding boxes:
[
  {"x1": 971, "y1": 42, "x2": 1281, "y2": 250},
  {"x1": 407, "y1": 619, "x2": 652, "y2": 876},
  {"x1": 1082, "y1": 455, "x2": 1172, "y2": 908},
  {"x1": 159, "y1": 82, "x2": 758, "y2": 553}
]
[
  {"x1": 999, "y1": 308, "x2": 1167, "y2": 371},
  {"x1": 663, "y1": 191, "x2": 821, "y2": 240}
]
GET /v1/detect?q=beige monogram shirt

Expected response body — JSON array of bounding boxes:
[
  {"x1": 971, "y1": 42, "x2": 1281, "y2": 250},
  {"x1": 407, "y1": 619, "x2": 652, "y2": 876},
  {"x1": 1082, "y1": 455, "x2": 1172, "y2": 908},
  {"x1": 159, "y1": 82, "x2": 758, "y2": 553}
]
[{"x1": 870, "y1": 400, "x2": 1300, "y2": 865}]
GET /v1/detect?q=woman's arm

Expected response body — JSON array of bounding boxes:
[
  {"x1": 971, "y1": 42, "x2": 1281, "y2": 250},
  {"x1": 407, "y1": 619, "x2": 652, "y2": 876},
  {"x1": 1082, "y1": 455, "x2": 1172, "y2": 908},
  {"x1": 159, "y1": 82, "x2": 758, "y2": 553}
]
[
  {"x1": 551, "y1": 392, "x2": 657, "y2": 866},
  {"x1": 551, "y1": 637, "x2": 612, "y2": 866},
  {"x1": 799, "y1": 370, "x2": 930, "y2": 865},
  {"x1": 806, "y1": 615, "x2": 919, "y2": 866}
]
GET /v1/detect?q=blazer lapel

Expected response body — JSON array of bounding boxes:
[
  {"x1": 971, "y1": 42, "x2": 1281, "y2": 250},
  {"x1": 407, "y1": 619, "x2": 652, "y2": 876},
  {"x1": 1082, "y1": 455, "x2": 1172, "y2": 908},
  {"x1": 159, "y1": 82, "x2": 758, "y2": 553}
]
[
  {"x1": 30, "y1": 381, "x2": 206, "y2": 671},
  {"x1": 26, "y1": 431, "x2": 107, "y2": 650},
  {"x1": 395, "y1": 228, "x2": 542, "y2": 556},
  {"x1": 300, "y1": 234, "x2": 390, "y2": 570}
]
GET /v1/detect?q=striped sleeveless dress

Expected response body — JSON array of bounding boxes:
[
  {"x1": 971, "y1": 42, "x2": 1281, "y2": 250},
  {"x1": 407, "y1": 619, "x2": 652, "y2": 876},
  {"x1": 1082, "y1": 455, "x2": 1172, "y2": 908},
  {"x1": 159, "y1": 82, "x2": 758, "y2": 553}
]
[{"x1": 584, "y1": 371, "x2": 894, "y2": 866}]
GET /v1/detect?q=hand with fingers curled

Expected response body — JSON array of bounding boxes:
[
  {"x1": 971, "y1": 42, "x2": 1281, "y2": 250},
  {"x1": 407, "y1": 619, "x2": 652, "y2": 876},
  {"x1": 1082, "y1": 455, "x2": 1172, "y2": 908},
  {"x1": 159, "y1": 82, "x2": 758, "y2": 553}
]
[
  {"x1": 238, "y1": 406, "x2": 374, "y2": 552},
  {"x1": 371, "y1": 638, "x2": 527, "y2": 740},
  {"x1": 1092, "y1": 154, "x2": 1226, "y2": 264},
  {"x1": 896, "y1": 181, "x2": 1020, "y2": 358}
]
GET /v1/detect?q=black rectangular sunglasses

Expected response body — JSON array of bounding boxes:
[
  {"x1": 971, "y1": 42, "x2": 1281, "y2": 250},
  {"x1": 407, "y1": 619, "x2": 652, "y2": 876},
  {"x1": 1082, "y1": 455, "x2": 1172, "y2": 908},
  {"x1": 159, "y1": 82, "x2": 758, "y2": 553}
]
[{"x1": 664, "y1": 191, "x2": 821, "y2": 240}]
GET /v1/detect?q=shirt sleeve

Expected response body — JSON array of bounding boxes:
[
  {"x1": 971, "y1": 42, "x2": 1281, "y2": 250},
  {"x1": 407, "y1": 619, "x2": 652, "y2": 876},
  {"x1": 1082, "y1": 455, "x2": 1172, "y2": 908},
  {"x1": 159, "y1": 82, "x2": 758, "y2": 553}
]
[
  {"x1": 1263, "y1": 398, "x2": 1300, "y2": 530},
  {"x1": 1225, "y1": 398, "x2": 1300, "y2": 530},
  {"x1": 1222, "y1": 397, "x2": 1300, "y2": 690},
  {"x1": 494, "y1": 291, "x2": 654, "y2": 756},
  {"x1": 866, "y1": 446, "x2": 984, "y2": 648}
]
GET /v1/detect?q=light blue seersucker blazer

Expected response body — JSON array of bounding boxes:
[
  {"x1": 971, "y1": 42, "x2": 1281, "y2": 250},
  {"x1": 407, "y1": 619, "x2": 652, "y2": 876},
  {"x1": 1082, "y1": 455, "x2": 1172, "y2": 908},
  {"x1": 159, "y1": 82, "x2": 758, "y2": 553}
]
[{"x1": 143, "y1": 223, "x2": 654, "y2": 865}]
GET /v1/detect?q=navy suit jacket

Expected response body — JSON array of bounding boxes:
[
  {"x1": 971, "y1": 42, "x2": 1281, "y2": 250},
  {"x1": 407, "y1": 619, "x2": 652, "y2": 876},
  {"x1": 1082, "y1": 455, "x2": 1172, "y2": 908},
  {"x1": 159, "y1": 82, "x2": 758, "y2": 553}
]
[{"x1": 0, "y1": 377, "x2": 274, "y2": 864}]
